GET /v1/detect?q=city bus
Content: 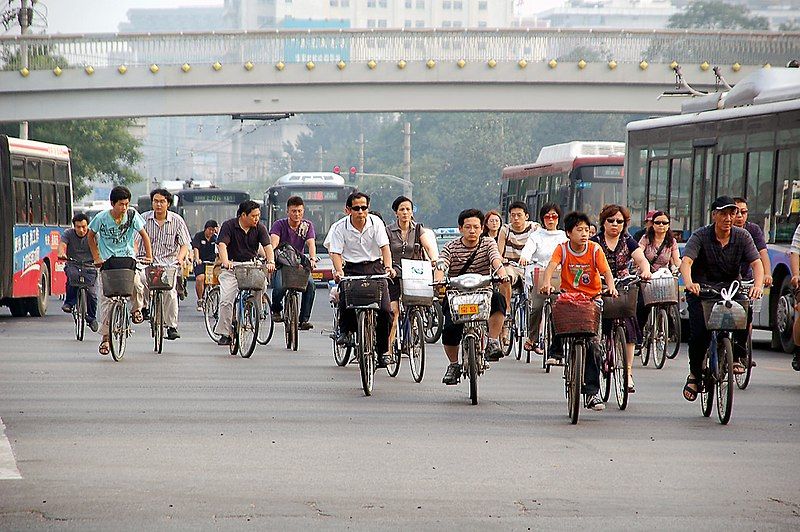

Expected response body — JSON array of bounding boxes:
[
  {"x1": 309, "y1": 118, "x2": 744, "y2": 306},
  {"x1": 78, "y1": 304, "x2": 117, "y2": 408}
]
[
  {"x1": 263, "y1": 172, "x2": 356, "y2": 282},
  {"x1": 137, "y1": 183, "x2": 249, "y2": 235},
  {"x1": 500, "y1": 141, "x2": 626, "y2": 224},
  {"x1": 625, "y1": 67, "x2": 800, "y2": 352},
  {"x1": 0, "y1": 135, "x2": 72, "y2": 317}
]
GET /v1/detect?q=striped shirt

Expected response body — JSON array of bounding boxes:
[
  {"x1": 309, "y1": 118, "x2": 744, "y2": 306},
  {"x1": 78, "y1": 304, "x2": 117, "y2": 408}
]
[
  {"x1": 500, "y1": 222, "x2": 538, "y2": 262},
  {"x1": 136, "y1": 210, "x2": 191, "y2": 265},
  {"x1": 791, "y1": 224, "x2": 800, "y2": 256},
  {"x1": 441, "y1": 236, "x2": 502, "y2": 276}
]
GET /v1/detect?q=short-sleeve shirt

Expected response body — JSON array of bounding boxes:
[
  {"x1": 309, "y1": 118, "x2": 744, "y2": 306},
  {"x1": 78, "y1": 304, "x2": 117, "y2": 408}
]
[
  {"x1": 192, "y1": 231, "x2": 217, "y2": 263},
  {"x1": 386, "y1": 221, "x2": 425, "y2": 264},
  {"x1": 639, "y1": 235, "x2": 679, "y2": 272},
  {"x1": 591, "y1": 233, "x2": 639, "y2": 278},
  {"x1": 88, "y1": 209, "x2": 145, "y2": 260},
  {"x1": 500, "y1": 222, "x2": 538, "y2": 262},
  {"x1": 740, "y1": 221, "x2": 767, "y2": 280},
  {"x1": 61, "y1": 228, "x2": 93, "y2": 262},
  {"x1": 270, "y1": 218, "x2": 316, "y2": 255},
  {"x1": 440, "y1": 236, "x2": 501, "y2": 276},
  {"x1": 325, "y1": 214, "x2": 390, "y2": 263},
  {"x1": 790, "y1": 224, "x2": 800, "y2": 256},
  {"x1": 217, "y1": 218, "x2": 270, "y2": 262},
  {"x1": 552, "y1": 241, "x2": 610, "y2": 299},
  {"x1": 682, "y1": 224, "x2": 760, "y2": 285},
  {"x1": 137, "y1": 210, "x2": 191, "y2": 264}
]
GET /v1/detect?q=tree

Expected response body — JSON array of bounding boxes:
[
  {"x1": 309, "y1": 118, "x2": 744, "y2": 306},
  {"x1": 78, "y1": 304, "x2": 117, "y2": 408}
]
[{"x1": 667, "y1": 1, "x2": 769, "y2": 30}]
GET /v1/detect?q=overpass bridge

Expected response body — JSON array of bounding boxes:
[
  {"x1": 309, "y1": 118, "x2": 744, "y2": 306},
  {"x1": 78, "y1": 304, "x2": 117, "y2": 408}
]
[{"x1": 0, "y1": 28, "x2": 798, "y2": 120}]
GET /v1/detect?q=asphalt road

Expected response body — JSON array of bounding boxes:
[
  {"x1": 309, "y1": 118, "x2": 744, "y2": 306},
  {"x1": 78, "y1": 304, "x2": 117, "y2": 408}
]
[{"x1": 1, "y1": 286, "x2": 799, "y2": 530}]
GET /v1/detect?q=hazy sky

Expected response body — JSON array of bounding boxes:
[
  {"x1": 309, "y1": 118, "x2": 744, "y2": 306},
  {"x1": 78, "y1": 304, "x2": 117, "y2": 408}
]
[{"x1": 36, "y1": 0, "x2": 563, "y2": 34}]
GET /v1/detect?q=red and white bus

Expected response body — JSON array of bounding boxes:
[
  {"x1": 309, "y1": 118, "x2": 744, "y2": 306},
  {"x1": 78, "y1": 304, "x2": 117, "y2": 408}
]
[{"x1": 0, "y1": 135, "x2": 73, "y2": 316}]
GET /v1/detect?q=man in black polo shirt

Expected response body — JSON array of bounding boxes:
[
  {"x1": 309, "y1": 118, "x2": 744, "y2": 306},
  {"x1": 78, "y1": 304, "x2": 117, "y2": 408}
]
[
  {"x1": 679, "y1": 196, "x2": 764, "y2": 402},
  {"x1": 192, "y1": 219, "x2": 219, "y2": 311},
  {"x1": 214, "y1": 201, "x2": 276, "y2": 346}
]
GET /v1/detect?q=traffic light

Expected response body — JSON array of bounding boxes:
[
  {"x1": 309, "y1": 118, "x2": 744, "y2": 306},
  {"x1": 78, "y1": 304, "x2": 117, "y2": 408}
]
[
  {"x1": 333, "y1": 165, "x2": 341, "y2": 175},
  {"x1": 349, "y1": 166, "x2": 357, "y2": 182}
]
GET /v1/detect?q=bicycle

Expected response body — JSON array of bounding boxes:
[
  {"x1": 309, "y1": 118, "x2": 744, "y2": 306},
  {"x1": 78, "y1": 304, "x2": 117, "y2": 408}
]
[
  {"x1": 228, "y1": 261, "x2": 266, "y2": 358},
  {"x1": 340, "y1": 273, "x2": 390, "y2": 396},
  {"x1": 422, "y1": 300, "x2": 444, "y2": 344},
  {"x1": 102, "y1": 260, "x2": 145, "y2": 362},
  {"x1": 327, "y1": 280, "x2": 353, "y2": 367},
  {"x1": 279, "y1": 265, "x2": 311, "y2": 352},
  {"x1": 256, "y1": 289, "x2": 275, "y2": 346},
  {"x1": 201, "y1": 261, "x2": 222, "y2": 343},
  {"x1": 640, "y1": 272, "x2": 681, "y2": 370},
  {"x1": 64, "y1": 258, "x2": 96, "y2": 342},
  {"x1": 500, "y1": 261, "x2": 527, "y2": 359},
  {"x1": 527, "y1": 261, "x2": 559, "y2": 369},
  {"x1": 145, "y1": 264, "x2": 178, "y2": 354},
  {"x1": 599, "y1": 276, "x2": 640, "y2": 411}
]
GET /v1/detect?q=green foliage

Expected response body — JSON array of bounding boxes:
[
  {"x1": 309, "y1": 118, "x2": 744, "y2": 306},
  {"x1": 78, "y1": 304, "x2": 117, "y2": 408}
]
[{"x1": 667, "y1": 1, "x2": 769, "y2": 30}]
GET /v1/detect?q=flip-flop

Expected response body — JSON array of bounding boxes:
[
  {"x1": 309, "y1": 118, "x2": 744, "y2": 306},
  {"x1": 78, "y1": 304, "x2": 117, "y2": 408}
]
[
  {"x1": 98, "y1": 341, "x2": 110, "y2": 356},
  {"x1": 683, "y1": 375, "x2": 701, "y2": 402}
]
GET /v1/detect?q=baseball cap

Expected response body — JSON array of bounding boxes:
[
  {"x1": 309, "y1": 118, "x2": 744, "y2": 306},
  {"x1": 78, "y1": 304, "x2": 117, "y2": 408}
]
[
  {"x1": 204, "y1": 219, "x2": 219, "y2": 229},
  {"x1": 645, "y1": 210, "x2": 657, "y2": 221},
  {"x1": 711, "y1": 196, "x2": 737, "y2": 211}
]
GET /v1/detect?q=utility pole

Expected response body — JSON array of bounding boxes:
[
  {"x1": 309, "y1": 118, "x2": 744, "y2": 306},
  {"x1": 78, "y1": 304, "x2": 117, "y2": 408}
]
[
  {"x1": 317, "y1": 145, "x2": 324, "y2": 172},
  {"x1": 403, "y1": 121, "x2": 411, "y2": 186},
  {"x1": 19, "y1": 0, "x2": 30, "y2": 139},
  {"x1": 358, "y1": 132, "x2": 365, "y2": 175}
]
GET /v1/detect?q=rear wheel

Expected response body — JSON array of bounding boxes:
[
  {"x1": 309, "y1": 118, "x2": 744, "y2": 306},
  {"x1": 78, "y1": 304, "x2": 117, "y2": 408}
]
[
  {"x1": 640, "y1": 310, "x2": 651, "y2": 367},
  {"x1": 408, "y1": 307, "x2": 426, "y2": 383},
  {"x1": 109, "y1": 300, "x2": 127, "y2": 362},
  {"x1": 27, "y1": 266, "x2": 50, "y2": 317},
  {"x1": 666, "y1": 304, "x2": 681, "y2": 359},
  {"x1": 239, "y1": 297, "x2": 260, "y2": 358},
  {"x1": 736, "y1": 332, "x2": 753, "y2": 390},
  {"x1": 775, "y1": 275, "x2": 796, "y2": 353},
  {"x1": 613, "y1": 326, "x2": 628, "y2": 410},
  {"x1": 716, "y1": 337, "x2": 734, "y2": 425},
  {"x1": 256, "y1": 292, "x2": 274, "y2": 345},
  {"x1": 357, "y1": 311, "x2": 374, "y2": 396},
  {"x1": 203, "y1": 287, "x2": 221, "y2": 342},
  {"x1": 568, "y1": 342, "x2": 584, "y2": 424},
  {"x1": 386, "y1": 310, "x2": 401, "y2": 378},
  {"x1": 423, "y1": 301, "x2": 443, "y2": 344},
  {"x1": 8, "y1": 300, "x2": 27, "y2": 317},
  {"x1": 465, "y1": 335, "x2": 478, "y2": 405},
  {"x1": 651, "y1": 307, "x2": 669, "y2": 369},
  {"x1": 74, "y1": 288, "x2": 86, "y2": 341},
  {"x1": 332, "y1": 308, "x2": 351, "y2": 367}
]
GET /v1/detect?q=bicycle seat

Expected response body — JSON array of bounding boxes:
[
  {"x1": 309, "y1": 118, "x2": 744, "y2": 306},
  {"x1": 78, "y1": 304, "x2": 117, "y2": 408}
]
[{"x1": 352, "y1": 303, "x2": 380, "y2": 310}]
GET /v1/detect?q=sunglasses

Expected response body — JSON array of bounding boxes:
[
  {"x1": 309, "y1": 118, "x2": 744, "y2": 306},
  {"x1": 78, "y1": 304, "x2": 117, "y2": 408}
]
[
  {"x1": 543, "y1": 213, "x2": 559, "y2": 219},
  {"x1": 606, "y1": 218, "x2": 625, "y2": 225},
  {"x1": 350, "y1": 206, "x2": 369, "y2": 212},
  {"x1": 739, "y1": 209, "x2": 748, "y2": 214},
  {"x1": 653, "y1": 220, "x2": 670, "y2": 225}
]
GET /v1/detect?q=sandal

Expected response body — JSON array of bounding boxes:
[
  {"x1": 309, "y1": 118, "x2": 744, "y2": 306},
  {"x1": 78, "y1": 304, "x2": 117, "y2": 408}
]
[
  {"x1": 131, "y1": 310, "x2": 144, "y2": 324},
  {"x1": 732, "y1": 361, "x2": 746, "y2": 375},
  {"x1": 523, "y1": 339, "x2": 536, "y2": 352},
  {"x1": 683, "y1": 375, "x2": 701, "y2": 402},
  {"x1": 98, "y1": 339, "x2": 110, "y2": 356}
]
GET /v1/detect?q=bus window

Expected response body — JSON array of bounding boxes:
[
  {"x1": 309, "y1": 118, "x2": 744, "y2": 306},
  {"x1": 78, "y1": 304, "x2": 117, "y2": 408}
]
[
  {"x1": 13, "y1": 179, "x2": 27, "y2": 223},
  {"x1": 691, "y1": 147, "x2": 713, "y2": 229},
  {"x1": 774, "y1": 147, "x2": 800, "y2": 242},
  {"x1": 41, "y1": 161, "x2": 55, "y2": 181},
  {"x1": 746, "y1": 150, "x2": 775, "y2": 232},
  {"x1": 56, "y1": 185, "x2": 70, "y2": 225},
  {"x1": 41, "y1": 182, "x2": 56, "y2": 226},
  {"x1": 648, "y1": 159, "x2": 669, "y2": 212},
  {"x1": 26, "y1": 158, "x2": 40, "y2": 181},
  {"x1": 12, "y1": 157, "x2": 24, "y2": 179},
  {"x1": 55, "y1": 163, "x2": 69, "y2": 183},
  {"x1": 670, "y1": 157, "x2": 692, "y2": 233},
  {"x1": 716, "y1": 152, "x2": 745, "y2": 198},
  {"x1": 28, "y1": 180, "x2": 42, "y2": 224}
]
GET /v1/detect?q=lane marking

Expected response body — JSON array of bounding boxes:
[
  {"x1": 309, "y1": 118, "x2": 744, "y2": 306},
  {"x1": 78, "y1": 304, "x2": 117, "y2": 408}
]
[{"x1": 0, "y1": 418, "x2": 22, "y2": 479}]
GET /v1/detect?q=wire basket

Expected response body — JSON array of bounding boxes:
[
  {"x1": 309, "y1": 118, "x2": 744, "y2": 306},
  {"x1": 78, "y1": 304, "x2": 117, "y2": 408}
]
[
  {"x1": 281, "y1": 265, "x2": 310, "y2": 292},
  {"x1": 447, "y1": 289, "x2": 492, "y2": 324},
  {"x1": 642, "y1": 277, "x2": 679, "y2": 306},
  {"x1": 702, "y1": 299, "x2": 749, "y2": 331},
  {"x1": 204, "y1": 264, "x2": 219, "y2": 286},
  {"x1": 602, "y1": 283, "x2": 639, "y2": 320},
  {"x1": 234, "y1": 265, "x2": 266, "y2": 291},
  {"x1": 552, "y1": 297, "x2": 600, "y2": 337},
  {"x1": 342, "y1": 278, "x2": 386, "y2": 309},
  {"x1": 145, "y1": 265, "x2": 177, "y2": 291},
  {"x1": 66, "y1": 265, "x2": 97, "y2": 288},
  {"x1": 101, "y1": 268, "x2": 136, "y2": 298}
]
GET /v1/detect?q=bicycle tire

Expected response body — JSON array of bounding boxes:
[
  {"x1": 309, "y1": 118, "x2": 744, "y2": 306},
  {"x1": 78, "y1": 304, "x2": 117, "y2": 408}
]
[
  {"x1": 613, "y1": 325, "x2": 628, "y2": 410},
  {"x1": 513, "y1": 299, "x2": 523, "y2": 360},
  {"x1": 652, "y1": 307, "x2": 668, "y2": 369},
  {"x1": 75, "y1": 288, "x2": 86, "y2": 341},
  {"x1": 386, "y1": 307, "x2": 401, "y2": 378},
  {"x1": 517, "y1": 298, "x2": 527, "y2": 362},
  {"x1": 357, "y1": 311, "x2": 374, "y2": 396},
  {"x1": 464, "y1": 335, "x2": 478, "y2": 405},
  {"x1": 735, "y1": 332, "x2": 753, "y2": 390},
  {"x1": 541, "y1": 304, "x2": 553, "y2": 371},
  {"x1": 408, "y1": 307, "x2": 426, "y2": 383},
  {"x1": 203, "y1": 287, "x2": 222, "y2": 343},
  {"x1": 109, "y1": 300, "x2": 127, "y2": 362},
  {"x1": 568, "y1": 342, "x2": 584, "y2": 424},
  {"x1": 256, "y1": 292, "x2": 275, "y2": 345},
  {"x1": 666, "y1": 304, "x2": 681, "y2": 359},
  {"x1": 600, "y1": 334, "x2": 611, "y2": 403},
  {"x1": 423, "y1": 301, "x2": 443, "y2": 344},
  {"x1": 285, "y1": 290, "x2": 298, "y2": 351},
  {"x1": 501, "y1": 313, "x2": 515, "y2": 358},
  {"x1": 332, "y1": 308, "x2": 351, "y2": 366},
  {"x1": 716, "y1": 336, "x2": 734, "y2": 425},
  {"x1": 153, "y1": 292, "x2": 164, "y2": 355},
  {"x1": 700, "y1": 354, "x2": 714, "y2": 417},
  {"x1": 640, "y1": 310, "x2": 651, "y2": 367},
  {"x1": 239, "y1": 297, "x2": 260, "y2": 358}
]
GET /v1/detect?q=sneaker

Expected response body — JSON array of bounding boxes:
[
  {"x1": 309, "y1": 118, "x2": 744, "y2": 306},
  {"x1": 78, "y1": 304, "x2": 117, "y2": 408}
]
[
  {"x1": 299, "y1": 322, "x2": 313, "y2": 331},
  {"x1": 271, "y1": 312, "x2": 284, "y2": 323},
  {"x1": 335, "y1": 331, "x2": 353, "y2": 347},
  {"x1": 61, "y1": 303, "x2": 73, "y2": 313},
  {"x1": 166, "y1": 327, "x2": 180, "y2": 340},
  {"x1": 485, "y1": 339, "x2": 503, "y2": 361},
  {"x1": 377, "y1": 353, "x2": 391, "y2": 368},
  {"x1": 442, "y1": 363, "x2": 462, "y2": 385},
  {"x1": 627, "y1": 374, "x2": 636, "y2": 393},
  {"x1": 792, "y1": 355, "x2": 800, "y2": 372},
  {"x1": 585, "y1": 394, "x2": 606, "y2": 411},
  {"x1": 88, "y1": 320, "x2": 99, "y2": 333},
  {"x1": 196, "y1": 299, "x2": 204, "y2": 312},
  {"x1": 217, "y1": 335, "x2": 232, "y2": 346},
  {"x1": 545, "y1": 356, "x2": 561, "y2": 366},
  {"x1": 141, "y1": 307, "x2": 151, "y2": 321}
]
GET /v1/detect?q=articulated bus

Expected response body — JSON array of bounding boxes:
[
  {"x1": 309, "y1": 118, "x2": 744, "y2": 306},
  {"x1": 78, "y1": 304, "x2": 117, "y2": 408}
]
[
  {"x1": 500, "y1": 141, "x2": 626, "y2": 223},
  {"x1": 138, "y1": 184, "x2": 250, "y2": 235},
  {"x1": 0, "y1": 135, "x2": 72, "y2": 317},
  {"x1": 626, "y1": 67, "x2": 800, "y2": 352}
]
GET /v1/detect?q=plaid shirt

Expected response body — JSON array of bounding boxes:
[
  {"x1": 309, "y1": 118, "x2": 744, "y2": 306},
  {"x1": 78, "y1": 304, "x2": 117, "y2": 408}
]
[{"x1": 683, "y1": 224, "x2": 759, "y2": 285}]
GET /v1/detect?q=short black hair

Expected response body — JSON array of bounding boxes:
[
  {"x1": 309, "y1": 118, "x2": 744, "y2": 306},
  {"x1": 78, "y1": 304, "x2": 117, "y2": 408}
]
[
  {"x1": 564, "y1": 211, "x2": 590, "y2": 232},
  {"x1": 391, "y1": 195, "x2": 413, "y2": 212},
  {"x1": 509, "y1": 201, "x2": 528, "y2": 215},
  {"x1": 733, "y1": 196, "x2": 747, "y2": 205},
  {"x1": 458, "y1": 208, "x2": 484, "y2": 227},
  {"x1": 539, "y1": 202, "x2": 561, "y2": 223},
  {"x1": 287, "y1": 195, "x2": 304, "y2": 208},
  {"x1": 71, "y1": 212, "x2": 89, "y2": 224},
  {"x1": 346, "y1": 191, "x2": 370, "y2": 209},
  {"x1": 109, "y1": 185, "x2": 131, "y2": 205},
  {"x1": 204, "y1": 219, "x2": 218, "y2": 229},
  {"x1": 237, "y1": 200, "x2": 261, "y2": 217},
  {"x1": 150, "y1": 188, "x2": 174, "y2": 205}
]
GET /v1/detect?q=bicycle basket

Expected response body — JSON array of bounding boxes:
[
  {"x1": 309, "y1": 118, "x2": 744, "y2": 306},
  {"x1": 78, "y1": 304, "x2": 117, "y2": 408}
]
[
  {"x1": 342, "y1": 278, "x2": 385, "y2": 309},
  {"x1": 234, "y1": 265, "x2": 266, "y2": 291},
  {"x1": 602, "y1": 283, "x2": 639, "y2": 320},
  {"x1": 641, "y1": 277, "x2": 679, "y2": 306},
  {"x1": 552, "y1": 297, "x2": 599, "y2": 337},
  {"x1": 100, "y1": 269, "x2": 136, "y2": 298},
  {"x1": 204, "y1": 264, "x2": 220, "y2": 286},
  {"x1": 66, "y1": 265, "x2": 97, "y2": 288},
  {"x1": 702, "y1": 299, "x2": 749, "y2": 330},
  {"x1": 281, "y1": 265, "x2": 309, "y2": 292},
  {"x1": 447, "y1": 289, "x2": 492, "y2": 324},
  {"x1": 145, "y1": 265, "x2": 177, "y2": 291}
]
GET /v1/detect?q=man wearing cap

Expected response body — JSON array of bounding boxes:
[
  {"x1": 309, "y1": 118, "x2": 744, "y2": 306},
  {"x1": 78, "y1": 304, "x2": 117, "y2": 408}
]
[
  {"x1": 633, "y1": 210, "x2": 657, "y2": 242},
  {"x1": 192, "y1": 219, "x2": 219, "y2": 311},
  {"x1": 679, "y1": 196, "x2": 764, "y2": 402}
]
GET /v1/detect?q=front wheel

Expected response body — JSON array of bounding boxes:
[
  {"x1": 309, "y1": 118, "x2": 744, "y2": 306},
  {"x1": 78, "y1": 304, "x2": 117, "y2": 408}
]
[
  {"x1": 74, "y1": 288, "x2": 86, "y2": 341},
  {"x1": 332, "y1": 307, "x2": 351, "y2": 367},
  {"x1": 716, "y1": 336, "x2": 734, "y2": 425},
  {"x1": 284, "y1": 291, "x2": 298, "y2": 351},
  {"x1": 650, "y1": 307, "x2": 669, "y2": 370},
  {"x1": 152, "y1": 292, "x2": 164, "y2": 354},
  {"x1": 568, "y1": 342, "x2": 584, "y2": 425},
  {"x1": 408, "y1": 307, "x2": 426, "y2": 383},
  {"x1": 640, "y1": 311, "x2": 651, "y2": 367},
  {"x1": 256, "y1": 292, "x2": 274, "y2": 345},
  {"x1": 700, "y1": 355, "x2": 714, "y2": 417},
  {"x1": 357, "y1": 311, "x2": 375, "y2": 396},
  {"x1": 203, "y1": 288, "x2": 222, "y2": 343},
  {"x1": 464, "y1": 335, "x2": 478, "y2": 405},
  {"x1": 613, "y1": 326, "x2": 628, "y2": 410},
  {"x1": 109, "y1": 300, "x2": 128, "y2": 362},
  {"x1": 423, "y1": 301, "x2": 443, "y2": 344},
  {"x1": 736, "y1": 332, "x2": 753, "y2": 390},
  {"x1": 386, "y1": 311, "x2": 401, "y2": 378},
  {"x1": 666, "y1": 304, "x2": 681, "y2": 359},
  {"x1": 238, "y1": 297, "x2": 260, "y2": 358}
]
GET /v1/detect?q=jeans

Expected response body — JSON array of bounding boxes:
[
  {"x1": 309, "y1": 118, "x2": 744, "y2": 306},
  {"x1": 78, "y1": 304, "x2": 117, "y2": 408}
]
[
  {"x1": 65, "y1": 283, "x2": 98, "y2": 322},
  {"x1": 271, "y1": 268, "x2": 316, "y2": 323}
]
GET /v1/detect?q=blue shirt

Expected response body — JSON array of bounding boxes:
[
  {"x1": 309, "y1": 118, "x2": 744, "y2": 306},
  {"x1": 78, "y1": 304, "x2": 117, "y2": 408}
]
[{"x1": 88, "y1": 209, "x2": 146, "y2": 260}]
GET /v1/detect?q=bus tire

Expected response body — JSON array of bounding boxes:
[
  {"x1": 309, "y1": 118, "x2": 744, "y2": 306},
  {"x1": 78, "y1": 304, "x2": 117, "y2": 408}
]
[
  {"x1": 774, "y1": 274, "x2": 795, "y2": 354},
  {"x1": 27, "y1": 266, "x2": 50, "y2": 317},
  {"x1": 8, "y1": 300, "x2": 27, "y2": 317}
]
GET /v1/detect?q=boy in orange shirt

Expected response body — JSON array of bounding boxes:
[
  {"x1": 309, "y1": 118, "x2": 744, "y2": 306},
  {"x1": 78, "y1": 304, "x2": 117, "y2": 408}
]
[{"x1": 541, "y1": 211, "x2": 617, "y2": 411}]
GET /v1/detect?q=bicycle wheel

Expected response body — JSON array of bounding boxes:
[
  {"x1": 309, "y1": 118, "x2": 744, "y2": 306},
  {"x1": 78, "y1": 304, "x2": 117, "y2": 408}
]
[
  {"x1": 408, "y1": 307, "x2": 426, "y2": 383},
  {"x1": 153, "y1": 292, "x2": 164, "y2": 354},
  {"x1": 716, "y1": 337, "x2": 734, "y2": 424},
  {"x1": 700, "y1": 355, "x2": 714, "y2": 417},
  {"x1": 203, "y1": 287, "x2": 222, "y2": 342},
  {"x1": 501, "y1": 314, "x2": 514, "y2": 358},
  {"x1": 568, "y1": 342, "x2": 584, "y2": 424},
  {"x1": 357, "y1": 311, "x2": 374, "y2": 396},
  {"x1": 666, "y1": 304, "x2": 681, "y2": 359},
  {"x1": 736, "y1": 332, "x2": 753, "y2": 390},
  {"x1": 74, "y1": 288, "x2": 86, "y2": 341},
  {"x1": 514, "y1": 300, "x2": 524, "y2": 361},
  {"x1": 256, "y1": 292, "x2": 275, "y2": 345},
  {"x1": 332, "y1": 308, "x2": 351, "y2": 366},
  {"x1": 109, "y1": 300, "x2": 127, "y2": 362},
  {"x1": 640, "y1": 311, "x2": 651, "y2": 367},
  {"x1": 541, "y1": 304, "x2": 553, "y2": 372},
  {"x1": 600, "y1": 335, "x2": 611, "y2": 403},
  {"x1": 464, "y1": 335, "x2": 478, "y2": 405},
  {"x1": 651, "y1": 307, "x2": 669, "y2": 369},
  {"x1": 423, "y1": 301, "x2": 443, "y2": 344},
  {"x1": 239, "y1": 296, "x2": 260, "y2": 358},
  {"x1": 613, "y1": 326, "x2": 628, "y2": 410},
  {"x1": 284, "y1": 290, "x2": 298, "y2": 351}
]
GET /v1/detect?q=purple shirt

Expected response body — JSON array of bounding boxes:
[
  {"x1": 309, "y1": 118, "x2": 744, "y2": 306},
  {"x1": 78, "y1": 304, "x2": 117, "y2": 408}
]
[{"x1": 270, "y1": 218, "x2": 316, "y2": 255}]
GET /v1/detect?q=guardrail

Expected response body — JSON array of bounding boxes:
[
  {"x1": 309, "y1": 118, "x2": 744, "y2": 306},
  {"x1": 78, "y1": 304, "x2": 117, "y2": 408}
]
[{"x1": 1, "y1": 28, "x2": 799, "y2": 71}]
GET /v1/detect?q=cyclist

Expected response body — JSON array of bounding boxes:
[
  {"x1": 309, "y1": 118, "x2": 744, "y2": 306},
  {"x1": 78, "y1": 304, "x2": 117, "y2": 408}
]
[
  {"x1": 540, "y1": 211, "x2": 617, "y2": 411},
  {"x1": 436, "y1": 209, "x2": 509, "y2": 385},
  {"x1": 214, "y1": 200, "x2": 276, "y2": 347},
  {"x1": 591, "y1": 204, "x2": 652, "y2": 394},
  {"x1": 482, "y1": 210, "x2": 503, "y2": 243},
  {"x1": 385, "y1": 195, "x2": 439, "y2": 352},
  {"x1": 787, "y1": 222, "x2": 800, "y2": 371},
  {"x1": 734, "y1": 197, "x2": 772, "y2": 290},
  {"x1": 519, "y1": 202, "x2": 567, "y2": 353},
  {"x1": 192, "y1": 219, "x2": 219, "y2": 311},
  {"x1": 679, "y1": 196, "x2": 763, "y2": 401},
  {"x1": 87, "y1": 186, "x2": 153, "y2": 356},
  {"x1": 137, "y1": 188, "x2": 192, "y2": 341},
  {"x1": 632, "y1": 210, "x2": 657, "y2": 242},
  {"x1": 325, "y1": 191, "x2": 395, "y2": 368},
  {"x1": 269, "y1": 195, "x2": 317, "y2": 330},
  {"x1": 58, "y1": 212, "x2": 99, "y2": 332},
  {"x1": 498, "y1": 201, "x2": 539, "y2": 314}
]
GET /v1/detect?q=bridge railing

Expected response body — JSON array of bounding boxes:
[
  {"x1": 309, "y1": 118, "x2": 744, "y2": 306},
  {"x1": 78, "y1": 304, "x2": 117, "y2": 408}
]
[{"x1": 1, "y1": 29, "x2": 798, "y2": 71}]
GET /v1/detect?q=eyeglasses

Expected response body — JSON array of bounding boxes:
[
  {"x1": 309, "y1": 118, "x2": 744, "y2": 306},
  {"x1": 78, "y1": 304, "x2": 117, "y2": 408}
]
[
  {"x1": 350, "y1": 205, "x2": 369, "y2": 212},
  {"x1": 543, "y1": 213, "x2": 559, "y2": 219},
  {"x1": 606, "y1": 218, "x2": 625, "y2": 225},
  {"x1": 653, "y1": 220, "x2": 670, "y2": 225},
  {"x1": 739, "y1": 209, "x2": 748, "y2": 214}
]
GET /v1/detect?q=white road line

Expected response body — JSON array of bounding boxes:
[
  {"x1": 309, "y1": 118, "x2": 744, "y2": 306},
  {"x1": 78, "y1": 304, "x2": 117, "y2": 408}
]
[{"x1": 0, "y1": 418, "x2": 22, "y2": 480}]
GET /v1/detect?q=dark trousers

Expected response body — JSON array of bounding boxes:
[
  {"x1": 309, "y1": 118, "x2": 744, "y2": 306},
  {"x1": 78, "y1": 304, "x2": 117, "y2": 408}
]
[
  {"x1": 271, "y1": 268, "x2": 316, "y2": 323},
  {"x1": 64, "y1": 283, "x2": 98, "y2": 322},
  {"x1": 686, "y1": 294, "x2": 749, "y2": 378},
  {"x1": 339, "y1": 261, "x2": 391, "y2": 355}
]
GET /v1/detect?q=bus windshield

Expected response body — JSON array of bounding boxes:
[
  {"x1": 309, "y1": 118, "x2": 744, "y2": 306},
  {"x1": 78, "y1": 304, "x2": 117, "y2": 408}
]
[
  {"x1": 302, "y1": 202, "x2": 346, "y2": 254},
  {"x1": 575, "y1": 165, "x2": 624, "y2": 222},
  {"x1": 180, "y1": 204, "x2": 242, "y2": 234}
]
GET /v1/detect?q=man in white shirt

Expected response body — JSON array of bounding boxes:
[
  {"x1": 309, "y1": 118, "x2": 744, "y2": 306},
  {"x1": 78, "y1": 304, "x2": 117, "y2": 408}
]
[{"x1": 325, "y1": 191, "x2": 395, "y2": 367}]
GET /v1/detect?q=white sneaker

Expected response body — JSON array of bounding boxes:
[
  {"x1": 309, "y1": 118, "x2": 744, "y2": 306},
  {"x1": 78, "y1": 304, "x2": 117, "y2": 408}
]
[{"x1": 585, "y1": 394, "x2": 606, "y2": 411}]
